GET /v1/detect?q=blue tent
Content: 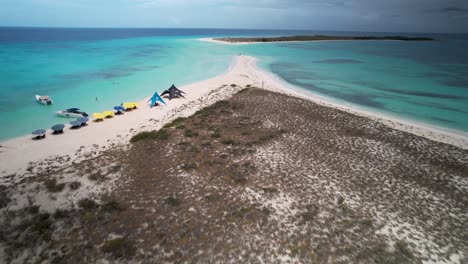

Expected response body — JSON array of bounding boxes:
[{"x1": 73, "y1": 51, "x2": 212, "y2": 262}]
[{"x1": 148, "y1": 91, "x2": 167, "y2": 107}]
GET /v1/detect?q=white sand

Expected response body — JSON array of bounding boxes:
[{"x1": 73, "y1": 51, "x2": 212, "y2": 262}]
[
  {"x1": 199, "y1": 38, "x2": 262, "y2": 45},
  {"x1": 1, "y1": 55, "x2": 467, "y2": 179}
]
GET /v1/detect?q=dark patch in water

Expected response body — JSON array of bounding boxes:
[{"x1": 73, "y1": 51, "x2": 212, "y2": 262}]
[
  {"x1": 285, "y1": 78, "x2": 384, "y2": 108},
  {"x1": 312, "y1": 59, "x2": 362, "y2": 64},
  {"x1": 441, "y1": 78, "x2": 468, "y2": 88},
  {"x1": 378, "y1": 87, "x2": 466, "y2": 99},
  {"x1": 423, "y1": 72, "x2": 468, "y2": 88},
  {"x1": 431, "y1": 116, "x2": 456, "y2": 124},
  {"x1": 412, "y1": 101, "x2": 468, "y2": 114},
  {"x1": 271, "y1": 63, "x2": 325, "y2": 80},
  {"x1": 271, "y1": 63, "x2": 384, "y2": 108},
  {"x1": 423, "y1": 72, "x2": 450, "y2": 78},
  {"x1": 127, "y1": 44, "x2": 165, "y2": 58},
  {"x1": 55, "y1": 65, "x2": 158, "y2": 81}
]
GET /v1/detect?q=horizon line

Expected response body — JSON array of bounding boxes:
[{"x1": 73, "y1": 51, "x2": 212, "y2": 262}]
[{"x1": 0, "y1": 26, "x2": 467, "y2": 35}]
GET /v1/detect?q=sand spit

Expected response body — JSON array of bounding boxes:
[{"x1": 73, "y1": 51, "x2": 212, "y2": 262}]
[
  {"x1": 1, "y1": 55, "x2": 467, "y2": 181},
  {"x1": 1, "y1": 88, "x2": 466, "y2": 263},
  {"x1": 1, "y1": 55, "x2": 468, "y2": 263}
]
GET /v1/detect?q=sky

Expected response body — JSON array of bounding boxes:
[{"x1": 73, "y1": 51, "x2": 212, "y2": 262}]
[{"x1": 1, "y1": 0, "x2": 468, "y2": 33}]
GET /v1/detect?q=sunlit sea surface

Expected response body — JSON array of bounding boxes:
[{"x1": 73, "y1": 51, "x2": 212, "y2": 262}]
[{"x1": 0, "y1": 28, "x2": 467, "y2": 140}]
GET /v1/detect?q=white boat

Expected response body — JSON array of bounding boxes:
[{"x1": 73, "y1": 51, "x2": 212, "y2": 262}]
[
  {"x1": 56, "y1": 108, "x2": 89, "y2": 118},
  {"x1": 36, "y1": 95, "x2": 53, "y2": 105}
]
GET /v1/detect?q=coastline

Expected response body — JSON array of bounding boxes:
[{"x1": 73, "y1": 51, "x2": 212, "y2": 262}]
[
  {"x1": 198, "y1": 37, "x2": 390, "y2": 45},
  {"x1": 1, "y1": 55, "x2": 468, "y2": 179},
  {"x1": 243, "y1": 57, "x2": 468, "y2": 149}
]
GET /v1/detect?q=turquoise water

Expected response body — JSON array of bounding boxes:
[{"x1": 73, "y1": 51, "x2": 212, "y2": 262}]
[
  {"x1": 234, "y1": 40, "x2": 468, "y2": 131},
  {"x1": 1, "y1": 28, "x2": 467, "y2": 140},
  {"x1": 0, "y1": 37, "x2": 235, "y2": 139}
]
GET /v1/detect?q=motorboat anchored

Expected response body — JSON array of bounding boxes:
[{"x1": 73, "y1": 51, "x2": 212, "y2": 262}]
[
  {"x1": 56, "y1": 108, "x2": 89, "y2": 118},
  {"x1": 36, "y1": 95, "x2": 53, "y2": 105}
]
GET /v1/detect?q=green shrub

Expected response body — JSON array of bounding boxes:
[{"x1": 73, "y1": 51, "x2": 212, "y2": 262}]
[
  {"x1": 102, "y1": 200, "x2": 124, "y2": 212},
  {"x1": 53, "y1": 209, "x2": 70, "y2": 219},
  {"x1": 211, "y1": 132, "x2": 221, "y2": 138},
  {"x1": 44, "y1": 179, "x2": 65, "y2": 193},
  {"x1": 31, "y1": 213, "x2": 52, "y2": 241},
  {"x1": 68, "y1": 181, "x2": 81, "y2": 190},
  {"x1": 165, "y1": 196, "x2": 181, "y2": 207},
  {"x1": 101, "y1": 237, "x2": 135, "y2": 258},
  {"x1": 184, "y1": 129, "x2": 199, "y2": 138},
  {"x1": 78, "y1": 198, "x2": 97, "y2": 210},
  {"x1": 163, "y1": 117, "x2": 187, "y2": 128},
  {"x1": 221, "y1": 138, "x2": 238, "y2": 145},
  {"x1": 130, "y1": 129, "x2": 170, "y2": 143}
]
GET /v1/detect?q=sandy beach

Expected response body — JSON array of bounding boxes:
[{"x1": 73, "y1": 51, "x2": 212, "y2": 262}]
[
  {"x1": 1, "y1": 55, "x2": 468, "y2": 180},
  {"x1": 1, "y1": 54, "x2": 467, "y2": 263}
]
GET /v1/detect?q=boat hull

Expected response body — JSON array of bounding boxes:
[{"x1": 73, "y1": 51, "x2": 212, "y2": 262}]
[
  {"x1": 36, "y1": 95, "x2": 53, "y2": 105},
  {"x1": 56, "y1": 112, "x2": 86, "y2": 118}
]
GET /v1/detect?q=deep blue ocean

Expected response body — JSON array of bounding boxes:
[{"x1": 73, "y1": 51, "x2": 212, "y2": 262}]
[{"x1": 0, "y1": 27, "x2": 467, "y2": 140}]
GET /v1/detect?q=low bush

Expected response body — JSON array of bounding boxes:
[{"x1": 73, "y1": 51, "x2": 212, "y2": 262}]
[
  {"x1": 78, "y1": 198, "x2": 97, "y2": 210},
  {"x1": 101, "y1": 237, "x2": 136, "y2": 258},
  {"x1": 184, "y1": 129, "x2": 199, "y2": 138},
  {"x1": 44, "y1": 179, "x2": 65, "y2": 193},
  {"x1": 130, "y1": 129, "x2": 170, "y2": 143}
]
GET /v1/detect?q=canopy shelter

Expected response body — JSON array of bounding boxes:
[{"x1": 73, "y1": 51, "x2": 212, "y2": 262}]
[
  {"x1": 51, "y1": 124, "x2": 65, "y2": 134},
  {"x1": 114, "y1": 106, "x2": 125, "y2": 115},
  {"x1": 160, "y1": 84, "x2": 186, "y2": 100},
  {"x1": 148, "y1": 91, "x2": 167, "y2": 107},
  {"x1": 69, "y1": 120, "x2": 82, "y2": 129},
  {"x1": 93, "y1": 112, "x2": 105, "y2": 121},
  {"x1": 32, "y1": 129, "x2": 46, "y2": 140},
  {"x1": 122, "y1": 102, "x2": 138, "y2": 111},
  {"x1": 103, "y1": 111, "x2": 115, "y2": 118},
  {"x1": 77, "y1": 117, "x2": 89, "y2": 125}
]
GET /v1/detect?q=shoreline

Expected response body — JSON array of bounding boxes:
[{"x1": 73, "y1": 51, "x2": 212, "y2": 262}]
[
  {"x1": 1, "y1": 55, "x2": 468, "y2": 179},
  {"x1": 198, "y1": 37, "x2": 398, "y2": 45},
  {"x1": 244, "y1": 57, "x2": 468, "y2": 148}
]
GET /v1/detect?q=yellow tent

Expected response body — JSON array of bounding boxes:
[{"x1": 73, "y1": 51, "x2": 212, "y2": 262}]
[
  {"x1": 123, "y1": 102, "x2": 138, "y2": 110},
  {"x1": 93, "y1": 112, "x2": 105, "y2": 121},
  {"x1": 103, "y1": 111, "x2": 115, "y2": 118}
]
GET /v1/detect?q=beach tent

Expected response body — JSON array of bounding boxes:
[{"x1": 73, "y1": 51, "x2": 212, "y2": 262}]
[
  {"x1": 160, "y1": 84, "x2": 186, "y2": 100},
  {"x1": 114, "y1": 106, "x2": 125, "y2": 115},
  {"x1": 123, "y1": 102, "x2": 138, "y2": 110},
  {"x1": 69, "y1": 120, "x2": 82, "y2": 129},
  {"x1": 77, "y1": 117, "x2": 89, "y2": 125},
  {"x1": 148, "y1": 91, "x2": 167, "y2": 107},
  {"x1": 93, "y1": 113, "x2": 105, "y2": 121},
  {"x1": 32, "y1": 129, "x2": 46, "y2": 139},
  {"x1": 103, "y1": 111, "x2": 115, "y2": 118},
  {"x1": 51, "y1": 124, "x2": 65, "y2": 134}
]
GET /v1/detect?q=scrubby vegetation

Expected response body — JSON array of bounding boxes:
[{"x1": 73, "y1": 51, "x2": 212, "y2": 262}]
[
  {"x1": 101, "y1": 237, "x2": 135, "y2": 259},
  {"x1": 1, "y1": 87, "x2": 466, "y2": 263},
  {"x1": 130, "y1": 129, "x2": 170, "y2": 143}
]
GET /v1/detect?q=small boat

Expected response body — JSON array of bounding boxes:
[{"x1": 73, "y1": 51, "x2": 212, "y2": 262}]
[
  {"x1": 56, "y1": 108, "x2": 89, "y2": 118},
  {"x1": 36, "y1": 95, "x2": 53, "y2": 105}
]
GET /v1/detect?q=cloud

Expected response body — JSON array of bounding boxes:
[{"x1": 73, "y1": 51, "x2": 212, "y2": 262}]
[
  {"x1": 2, "y1": 0, "x2": 468, "y2": 32},
  {"x1": 435, "y1": 6, "x2": 468, "y2": 13}
]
